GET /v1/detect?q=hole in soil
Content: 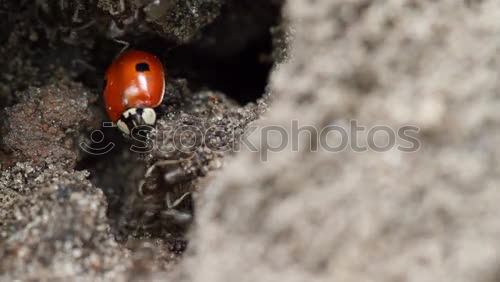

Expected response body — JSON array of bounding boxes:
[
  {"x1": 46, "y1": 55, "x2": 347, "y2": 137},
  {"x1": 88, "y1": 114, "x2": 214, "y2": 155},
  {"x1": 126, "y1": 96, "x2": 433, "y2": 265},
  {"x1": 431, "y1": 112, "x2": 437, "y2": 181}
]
[{"x1": 79, "y1": 33, "x2": 274, "y2": 105}]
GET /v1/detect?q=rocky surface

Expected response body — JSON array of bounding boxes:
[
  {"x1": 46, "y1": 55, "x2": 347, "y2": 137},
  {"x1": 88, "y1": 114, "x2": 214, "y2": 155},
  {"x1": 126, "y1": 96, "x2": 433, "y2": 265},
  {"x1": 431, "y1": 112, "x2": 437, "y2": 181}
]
[
  {"x1": 2, "y1": 0, "x2": 500, "y2": 281},
  {"x1": 0, "y1": 164, "x2": 128, "y2": 280}
]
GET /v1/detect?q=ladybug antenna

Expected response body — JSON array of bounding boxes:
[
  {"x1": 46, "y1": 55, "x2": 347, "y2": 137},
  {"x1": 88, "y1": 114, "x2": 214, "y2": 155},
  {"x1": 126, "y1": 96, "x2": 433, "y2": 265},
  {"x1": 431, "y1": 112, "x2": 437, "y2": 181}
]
[{"x1": 113, "y1": 38, "x2": 130, "y2": 56}]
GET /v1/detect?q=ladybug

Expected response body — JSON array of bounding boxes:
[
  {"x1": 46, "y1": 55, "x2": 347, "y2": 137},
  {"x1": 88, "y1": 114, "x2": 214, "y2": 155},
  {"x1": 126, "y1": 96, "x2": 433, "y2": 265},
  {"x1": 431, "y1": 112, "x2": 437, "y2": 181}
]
[{"x1": 103, "y1": 50, "x2": 165, "y2": 135}]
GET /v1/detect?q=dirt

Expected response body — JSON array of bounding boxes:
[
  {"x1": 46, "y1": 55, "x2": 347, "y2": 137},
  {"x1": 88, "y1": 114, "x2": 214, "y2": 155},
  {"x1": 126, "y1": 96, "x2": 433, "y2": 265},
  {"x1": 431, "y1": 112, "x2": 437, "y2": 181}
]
[
  {"x1": 0, "y1": 0, "x2": 280, "y2": 280},
  {"x1": 3, "y1": 0, "x2": 500, "y2": 281}
]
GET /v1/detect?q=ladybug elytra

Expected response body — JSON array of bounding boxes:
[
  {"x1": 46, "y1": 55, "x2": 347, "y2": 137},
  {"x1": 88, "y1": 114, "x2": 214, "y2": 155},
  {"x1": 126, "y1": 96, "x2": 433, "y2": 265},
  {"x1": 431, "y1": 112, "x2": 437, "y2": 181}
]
[{"x1": 103, "y1": 50, "x2": 165, "y2": 135}]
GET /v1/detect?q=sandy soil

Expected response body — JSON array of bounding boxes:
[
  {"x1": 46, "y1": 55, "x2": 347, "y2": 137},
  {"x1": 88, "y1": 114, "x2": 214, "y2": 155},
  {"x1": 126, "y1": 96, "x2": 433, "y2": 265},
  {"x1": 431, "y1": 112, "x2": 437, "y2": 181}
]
[{"x1": 2, "y1": 0, "x2": 500, "y2": 281}]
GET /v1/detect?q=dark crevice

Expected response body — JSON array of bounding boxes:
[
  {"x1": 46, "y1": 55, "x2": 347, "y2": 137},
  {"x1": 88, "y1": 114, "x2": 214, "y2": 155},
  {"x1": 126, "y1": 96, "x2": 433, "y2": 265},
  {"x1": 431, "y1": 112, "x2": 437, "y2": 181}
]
[{"x1": 76, "y1": 1, "x2": 282, "y2": 105}]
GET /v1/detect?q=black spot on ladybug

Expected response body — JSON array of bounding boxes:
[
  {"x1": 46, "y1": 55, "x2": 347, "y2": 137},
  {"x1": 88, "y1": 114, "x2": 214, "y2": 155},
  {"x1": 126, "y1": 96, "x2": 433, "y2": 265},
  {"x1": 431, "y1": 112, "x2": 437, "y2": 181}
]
[{"x1": 136, "y1": 62, "x2": 150, "y2": 72}]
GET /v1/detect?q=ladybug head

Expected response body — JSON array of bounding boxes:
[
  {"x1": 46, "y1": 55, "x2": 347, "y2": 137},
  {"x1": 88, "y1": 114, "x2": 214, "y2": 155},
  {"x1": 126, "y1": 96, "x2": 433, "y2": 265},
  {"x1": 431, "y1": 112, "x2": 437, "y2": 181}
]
[{"x1": 116, "y1": 107, "x2": 156, "y2": 136}]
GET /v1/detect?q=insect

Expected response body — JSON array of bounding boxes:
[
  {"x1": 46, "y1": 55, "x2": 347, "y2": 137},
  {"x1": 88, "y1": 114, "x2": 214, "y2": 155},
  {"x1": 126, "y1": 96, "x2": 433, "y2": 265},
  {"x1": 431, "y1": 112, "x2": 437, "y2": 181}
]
[
  {"x1": 103, "y1": 50, "x2": 165, "y2": 135},
  {"x1": 138, "y1": 157, "x2": 195, "y2": 226}
]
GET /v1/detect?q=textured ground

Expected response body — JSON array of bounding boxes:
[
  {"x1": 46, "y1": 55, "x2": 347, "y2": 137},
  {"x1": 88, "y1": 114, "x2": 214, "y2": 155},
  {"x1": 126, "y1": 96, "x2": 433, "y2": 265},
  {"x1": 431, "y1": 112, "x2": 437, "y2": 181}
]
[{"x1": 2, "y1": 0, "x2": 500, "y2": 281}]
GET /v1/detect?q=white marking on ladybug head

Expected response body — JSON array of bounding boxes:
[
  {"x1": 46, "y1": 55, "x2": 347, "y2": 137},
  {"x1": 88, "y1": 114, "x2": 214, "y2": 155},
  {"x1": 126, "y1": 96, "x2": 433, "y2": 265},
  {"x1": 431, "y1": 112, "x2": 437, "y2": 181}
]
[
  {"x1": 122, "y1": 108, "x2": 136, "y2": 119},
  {"x1": 117, "y1": 107, "x2": 156, "y2": 136},
  {"x1": 142, "y1": 108, "x2": 156, "y2": 125},
  {"x1": 116, "y1": 119, "x2": 130, "y2": 135}
]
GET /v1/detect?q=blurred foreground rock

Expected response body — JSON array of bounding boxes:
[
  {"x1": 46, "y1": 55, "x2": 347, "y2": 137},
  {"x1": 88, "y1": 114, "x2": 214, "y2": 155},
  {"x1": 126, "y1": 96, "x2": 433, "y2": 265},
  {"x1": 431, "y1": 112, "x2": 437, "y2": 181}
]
[
  {"x1": 180, "y1": 1, "x2": 500, "y2": 282},
  {"x1": 3, "y1": 0, "x2": 500, "y2": 281}
]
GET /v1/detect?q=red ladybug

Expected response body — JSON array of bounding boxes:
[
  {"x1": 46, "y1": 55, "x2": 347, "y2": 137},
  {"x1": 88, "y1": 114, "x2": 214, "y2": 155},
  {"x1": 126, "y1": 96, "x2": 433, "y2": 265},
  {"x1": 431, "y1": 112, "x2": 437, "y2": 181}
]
[{"x1": 104, "y1": 50, "x2": 165, "y2": 135}]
